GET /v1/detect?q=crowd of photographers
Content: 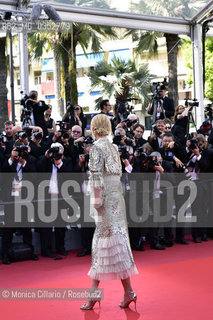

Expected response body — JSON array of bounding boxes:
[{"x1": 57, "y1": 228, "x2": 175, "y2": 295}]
[{"x1": 0, "y1": 89, "x2": 213, "y2": 264}]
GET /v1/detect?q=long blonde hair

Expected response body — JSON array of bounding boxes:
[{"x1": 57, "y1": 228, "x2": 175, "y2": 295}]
[{"x1": 91, "y1": 114, "x2": 111, "y2": 137}]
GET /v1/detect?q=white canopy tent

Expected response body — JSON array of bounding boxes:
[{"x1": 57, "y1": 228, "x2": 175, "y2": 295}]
[{"x1": 0, "y1": 0, "x2": 213, "y2": 125}]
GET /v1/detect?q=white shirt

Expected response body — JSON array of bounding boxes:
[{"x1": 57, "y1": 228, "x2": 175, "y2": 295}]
[
  {"x1": 8, "y1": 158, "x2": 26, "y2": 196},
  {"x1": 48, "y1": 162, "x2": 63, "y2": 194}
]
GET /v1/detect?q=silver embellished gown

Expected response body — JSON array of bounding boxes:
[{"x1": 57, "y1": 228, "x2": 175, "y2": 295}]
[{"x1": 88, "y1": 137, "x2": 138, "y2": 281}]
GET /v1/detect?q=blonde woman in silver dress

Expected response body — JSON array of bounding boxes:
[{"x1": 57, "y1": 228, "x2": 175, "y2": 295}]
[{"x1": 81, "y1": 114, "x2": 138, "y2": 310}]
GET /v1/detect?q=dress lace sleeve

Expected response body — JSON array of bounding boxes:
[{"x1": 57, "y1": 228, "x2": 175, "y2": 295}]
[{"x1": 88, "y1": 144, "x2": 104, "y2": 189}]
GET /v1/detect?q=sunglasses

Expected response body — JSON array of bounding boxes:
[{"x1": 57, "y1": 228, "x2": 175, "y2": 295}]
[
  {"x1": 165, "y1": 126, "x2": 171, "y2": 129},
  {"x1": 72, "y1": 130, "x2": 81, "y2": 134}
]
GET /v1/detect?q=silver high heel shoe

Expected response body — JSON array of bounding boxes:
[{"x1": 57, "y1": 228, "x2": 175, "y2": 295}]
[
  {"x1": 119, "y1": 291, "x2": 137, "y2": 309},
  {"x1": 80, "y1": 300, "x2": 101, "y2": 310}
]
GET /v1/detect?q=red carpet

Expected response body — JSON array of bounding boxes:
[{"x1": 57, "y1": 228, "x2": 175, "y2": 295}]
[{"x1": 1, "y1": 237, "x2": 213, "y2": 320}]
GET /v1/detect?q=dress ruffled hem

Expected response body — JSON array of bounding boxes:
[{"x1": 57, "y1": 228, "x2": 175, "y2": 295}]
[{"x1": 88, "y1": 265, "x2": 139, "y2": 281}]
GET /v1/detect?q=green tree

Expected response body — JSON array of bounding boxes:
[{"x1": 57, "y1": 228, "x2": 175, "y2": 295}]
[
  {"x1": 129, "y1": 0, "x2": 207, "y2": 107},
  {"x1": 88, "y1": 56, "x2": 153, "y2": 109},
  {"x1": 182, "y1": 36, "x2": 213, "y2": 102},
  {"x1": 28, "y1": 24, "x2": 116, "y2": 107},
  {"x1": 204, "y1": 38, "x2": 213, "y2": 102}
]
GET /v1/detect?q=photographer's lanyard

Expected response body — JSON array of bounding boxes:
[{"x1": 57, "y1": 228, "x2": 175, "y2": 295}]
[
  {"x1": 11, "y1": 164, "x2": 23, "y2": 197},
  {"x1": 16, "y1": 163, "x2": 23, "y2": 182},
  {"x1": 125, "y1": 173, "x2": 130, "y2": 191}
]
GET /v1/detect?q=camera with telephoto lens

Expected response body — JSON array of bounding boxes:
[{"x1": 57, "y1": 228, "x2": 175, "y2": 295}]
[
  {"x1": 56, "y1": 121, "x2": 71, "y2": 139},
  {"x1": 185, "y1": 99, "x2": 199, "y2": 109},
  {"x1": 115, "y1": 99, "x2": 135, "y2": 119},
  {"x1": 84, "y1": 136, "x2": 94, "y2": 145},
  {"x1": 113, "y1": 134, "x2": 123, "y2": 145},
  {"x1": 0, "y1": 132, "x2": 8, "y2": 144},
  {"x1": 118, "y1": 146, "x2": 130, "y2": 160},
  {"x1": 123, "y1": 118, "x2": 137, "y2": 129},
  {"x1": 66, "y1": 102, "x2": 75, "y2": 117},
  {"x1": 15, "y1": 145, "x2": 29, "y2": 160},
  {"x1": 33, "y1": 131, "x2": 42, "y2": 140},
  {"x1": 15, "y1": 131, "x2": 28, "y2": 140},
  {"x1": 189, "y1": 138, "x2": 199, "y2": 150},
  {"x1": 137, "y1": 147, "x2": 159, "y2": 167},
  {"x1": 180, "y1": 165, "x2": 193, "y2": 180},
  {"x1": 153, "y1": 125, "x2": 162, "y2": 137},
  {"x1": 48, "y1": 146, "x2": 62, "y2": 160},
  {"x1": 152, "y1": 78, "x2": 168, "y2": 99}
]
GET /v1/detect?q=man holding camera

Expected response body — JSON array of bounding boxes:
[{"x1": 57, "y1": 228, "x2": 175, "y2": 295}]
[
  {"x1": 1, "y1": 141, "x2": 38, "y2": 264},
  {"x1": 36, "y1": 143, "x2": 73, "y2": 258},
  {"x1": 146, "y1": 85, "x2": 174, "y2": 122},
  {"x1": 132, "y1": 124, "x2": 147, "y2": 150},
  {"x1": 186, "y1": 134, "x2": 211, "y2": 243},
  {"x1": 148, "y1": 119, "x2": 166, "y2": 152},
  {"x1": 132, "y1": 145, "x2": 166, "y2": 250},
  {"x1": 21, "y1": 90, "x2": 49, "y2": 137},
  {"x1": 99, "y1": 99, "x2": 115, "y2": 133}
]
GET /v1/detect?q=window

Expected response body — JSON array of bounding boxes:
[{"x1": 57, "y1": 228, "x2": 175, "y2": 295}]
[
  {"x1": 46, "y1": 72, "x2": 54, "y2": 81},
  {"x1": 34, "y1": 71, "x2": 41, "y2": 85},
  {"x1": 17, "y1": 73, "x2": 20, "y2": 86}
]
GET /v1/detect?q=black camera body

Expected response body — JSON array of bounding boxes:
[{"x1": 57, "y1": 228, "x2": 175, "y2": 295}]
[
  {"x1": 48, "y1": 147, "x2": 62, "y2": 160},
  {"x1": 113, "y1": 134, "x2": 123, "y2": 145},
  {"x1": 152, "y1": 77, "x2": 168, "y2": 99},
  {"x1": 66, "y1": 102, "x2": 75, "y2": 117},
  {"x1": 136, "y1": 147, "x2": 159, "y2": 167},
  {"x1": 56, "y1": 121, "x2": 71, "y2": 139},
  {"x1": 0, "y1": 132, "x2": 8, "y2": 144},
  {"x1": 116, "y1": 99, "x2": 135, "y2": 119},
  {"x1": 33, "y1": 131, "x2": 42, "y2": 140},
  {"x1": 15, "y1": 131, "x2": 28, "y2": 140},
  {"x1": 185, "y1": 99, "x2": 199, "y2": 108},
  {"x1": 15, "y1": 145, "x2": 29, "y2": 159},
  {"x1": 189, "y1": 138, "x2": 199, "y2": 150},
  {"x1": 153, "y1": 126, "x2": 162, "y2": 137},
  {"x1": 84, "y1": 136, "x2": 94, "y2": 145},
  {"x1": 118, "y1": 145, "x2": 129, "y2": 160}
]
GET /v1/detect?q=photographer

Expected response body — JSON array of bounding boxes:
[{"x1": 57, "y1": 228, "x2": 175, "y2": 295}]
[
  {"x1": 2, "y1": 121, "x2": 15, "y2": 155},
  {"x1": 75, "y1": 137, "x2": 95, "y2": 257},
  {"x1": 132, "y1": 124, "x2": 147, "y2": 150},
  {"x1": 197, "y1": 120, "x2": 212, "y2": 140},
  {"x1": 21, "y1": 90, "x2": 49, "y2": 137},
  {"x1": 148, "y1": 119, "x2": 165, "y2": 151},
  {"x1": 99, "y1": 99, "x2": 115, "y2": 133},
  {"x1": 1, "y1": 141, "x2": 38, "y2": 264},
  {"x1": 62, "y1": 104, "x2": 87, "y2": 133},
  {"x1": 186, "y1": 134, "x2": 212, "y2": 243},
  {"x1": 123, "y1": 113, "x2": 138, "y2": 140},
  {"x1": 68, "y1": 125, "x2": 86, "y2": 166},
  {"x1": 159, "y1": 133, "x2": 189, "y2": 245},
  {"x1": 29, "y1": 130, "x2": 47, "y2": 159},
  {"x1": 146, "y1": 85, "x2": 174, "y2": 122},
  {"x1": 132, "y1": 145, "x2": 166, "y2": 250},
  {"x1": 36, "y1": 143, "x2": 73, "y2": 258},
  {"x1": 113, "y1": 128, "x2": 134, "y2": 159}
]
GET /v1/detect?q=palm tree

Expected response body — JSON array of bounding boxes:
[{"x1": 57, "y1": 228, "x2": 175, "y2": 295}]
[
  {"x1": 129, "y1": 0, "x2": 206, "y2": 107},
  {"x1": 0, "y1": 37, "x2": 8, "y2": 128},
  {"x1": 88, "y1": 56, "x2": 153, "y2": 109},
  {"x1": 28, "y1": 23, "x2": 117, "y2": 109}
]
